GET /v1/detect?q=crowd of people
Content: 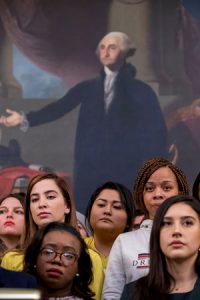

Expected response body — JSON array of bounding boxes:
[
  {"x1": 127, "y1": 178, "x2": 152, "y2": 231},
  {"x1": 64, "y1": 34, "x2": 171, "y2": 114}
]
[{"x1": 0, "y1": 157, "x2": 199, "y2": 299}]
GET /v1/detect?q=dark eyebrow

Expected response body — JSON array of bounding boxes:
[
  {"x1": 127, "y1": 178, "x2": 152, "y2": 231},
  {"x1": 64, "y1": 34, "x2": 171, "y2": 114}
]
[
  {"x1": 96, "y1": 198, "x2": 107, "y2": 202},
  {"x1": 96, "y1": 198, "x2": 122, "y2": 204},
  {"x1": 31, "y1": 190, "x2": 58, "y2": 197},
  {"x1": 163, "y1": 216, "x2": 196, "y2": 220},
  {"x1": 146, "y1": 180, "x2": 173, "y2": 184}
]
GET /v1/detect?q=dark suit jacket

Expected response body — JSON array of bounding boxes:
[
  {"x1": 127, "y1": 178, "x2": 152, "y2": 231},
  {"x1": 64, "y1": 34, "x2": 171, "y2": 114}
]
[{"x1": 0, "y1": 267, "x2": 38, "y2": 288}]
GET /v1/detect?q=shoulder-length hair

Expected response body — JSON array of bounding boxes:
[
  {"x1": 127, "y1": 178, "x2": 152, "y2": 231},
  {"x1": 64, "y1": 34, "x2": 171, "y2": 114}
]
[
  {"x1": 133, "y1": 195, "x2": 200, "y2": 300},
  {"x1": 20, "y1": 173, "x2": 73, "y2": 251},
  {"x1": 24, "y1": 222, "x2": 94, "y2": 300},
  {"x1": 85, "y1": 181, "x2": 135, "y2": 233},
  {"x1": 133, "y1": 157, "x2": 189, "y2": 218}
]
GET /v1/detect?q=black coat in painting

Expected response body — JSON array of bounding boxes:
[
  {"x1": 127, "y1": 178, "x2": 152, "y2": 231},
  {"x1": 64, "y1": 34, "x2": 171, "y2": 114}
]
[{"x1": 27, "y1": 63, "x2": 168, "y2": 212}]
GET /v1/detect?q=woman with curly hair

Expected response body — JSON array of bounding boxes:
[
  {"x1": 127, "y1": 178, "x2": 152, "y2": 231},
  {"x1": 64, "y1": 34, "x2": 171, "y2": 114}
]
[{"x1": 102, "y1": 157, "x2": 189, "y2": 300}]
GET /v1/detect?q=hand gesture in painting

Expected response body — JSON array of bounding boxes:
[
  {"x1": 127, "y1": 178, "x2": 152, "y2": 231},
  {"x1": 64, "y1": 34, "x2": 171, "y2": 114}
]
[{"x1": 0, "y1": 109, "x2": 23, "y2": 127}]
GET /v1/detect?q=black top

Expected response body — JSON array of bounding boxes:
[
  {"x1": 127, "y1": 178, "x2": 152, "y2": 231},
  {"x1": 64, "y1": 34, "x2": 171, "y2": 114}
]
[
  {"x1": 121, "y1": 277, "x2": 200, "y2": 300},
  {"x1": 0, "y1": 267, "x2": 38, "y2": 288}
]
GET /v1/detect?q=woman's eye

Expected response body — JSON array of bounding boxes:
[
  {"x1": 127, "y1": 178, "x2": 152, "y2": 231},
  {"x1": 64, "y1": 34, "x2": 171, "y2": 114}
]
[
  {"x1": 42, "y1": 248, "x2": 54, "y2": 256},
  {"x1": 31, "y1": 198, "x2": 38, "y2": 203},
  {"x1": 163, "y1": 186, "x2": 172, "y2": 191},
  {"x1": 162, "y1": 221, "x2": 171, "y2": 227},
  {"x1": 0, "y1": 210, "x2": 6, "y2": 214},
  {"x1": 63, "y1": 252, "x2": 76, "y2": 261},
  {"x1": 47, "y1": 195, "x2": 56, "y2": 200},
  {"x1": 97, "y1": 203, "x2": 105, "y2": 207},
  {"x1": 183, "y1": 220, "x2": 193, "y2": 226},
  {"x1": 15, "y1": 210, "x2": 24, "y2": 215},
  {"x1": 113, "y1": 206, "x2": 122, "y2": 210},
  {"x1": 145, "y1": 186, "x2": 153, "y2": 192}
]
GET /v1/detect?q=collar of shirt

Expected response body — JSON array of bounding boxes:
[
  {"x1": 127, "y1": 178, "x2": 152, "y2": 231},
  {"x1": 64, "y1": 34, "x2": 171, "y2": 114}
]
[{"x1": 104, "y1": 66, "x2": 118, "y2": 77}]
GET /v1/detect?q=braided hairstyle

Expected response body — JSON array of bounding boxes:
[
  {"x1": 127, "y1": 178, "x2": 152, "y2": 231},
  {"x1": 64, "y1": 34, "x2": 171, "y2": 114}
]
[{"x1": 133, "y1": 158, "x2": 189, "y2": 218}]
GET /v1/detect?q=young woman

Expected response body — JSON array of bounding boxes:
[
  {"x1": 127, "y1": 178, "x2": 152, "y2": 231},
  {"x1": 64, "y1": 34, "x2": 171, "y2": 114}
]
[
  {"x1": 102, "y1": 158, "x2": 189, "y2": 300},
  {"x1": 121, "y1": 195, "x2": 200, "y2": 300},
  {"x1": 1, "y1": 173, "x2": 103, "y2": 299},
  {"x1": 24, "y1": 222, "x2": 94, "y2": 300},
  {"x1": 1, "y1": 173, "x2": 75, "y2": 270},
  {"x1": 85, "y1": 181, "x2": 135, "y2": 270},
  {"x1": 0, "y1": 193, "x2": 25, "y2": 259}
]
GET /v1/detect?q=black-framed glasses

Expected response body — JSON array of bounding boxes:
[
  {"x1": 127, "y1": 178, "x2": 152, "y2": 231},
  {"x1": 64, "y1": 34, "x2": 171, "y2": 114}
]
[{"x1": 40, "y1": 247, "x2": 78, "y2": 266}]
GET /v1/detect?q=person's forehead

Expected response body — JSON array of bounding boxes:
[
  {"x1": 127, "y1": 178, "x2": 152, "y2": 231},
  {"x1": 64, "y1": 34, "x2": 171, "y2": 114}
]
[{"x1": 100, "y1": 35, "x2": 122, "y2": 47}]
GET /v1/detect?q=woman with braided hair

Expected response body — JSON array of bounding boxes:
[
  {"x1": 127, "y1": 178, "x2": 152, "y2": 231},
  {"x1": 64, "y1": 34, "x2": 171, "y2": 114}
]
[{"x1": 102, "y1": 157, "x2": 189, "y2": 300}]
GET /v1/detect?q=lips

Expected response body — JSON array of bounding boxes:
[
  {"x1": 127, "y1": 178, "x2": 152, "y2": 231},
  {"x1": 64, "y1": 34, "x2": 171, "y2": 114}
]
[
  {"x1": 38, "y1": 212, "x2": 50, "y2": 218},
  {"x1": 99, "y1": 218, "x2": 112, "y2": 223},
  {"x1": 170, "y1": 240, "x2": 185, "y2": 247},
  {"x1": 46, "y1": 268, "x2": 63, "y2": 278},
  {"x1": 4, "y1": 221, "x2": 15, "y2": 226}
]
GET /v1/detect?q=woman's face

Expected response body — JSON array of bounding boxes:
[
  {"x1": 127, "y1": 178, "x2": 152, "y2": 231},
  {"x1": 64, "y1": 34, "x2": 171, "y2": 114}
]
[
  {"x1": 36, "y1": 230, "x2": 80, "y2": 295},
  {"x1": 143, "y1": 167, "x2": 179, "y2": 219},
  {"x1": 160, "y1": 203, "x2": 200, "y2": 264},
  {"x1": 30, "y1": 179, "x2": 70, "y2": 227},
  {"x1": 0, "y1": 197, "x2": 24, "y2": 237},
  {"x1": 90, "y1": 188, "x2": 128, "y2": 236}
]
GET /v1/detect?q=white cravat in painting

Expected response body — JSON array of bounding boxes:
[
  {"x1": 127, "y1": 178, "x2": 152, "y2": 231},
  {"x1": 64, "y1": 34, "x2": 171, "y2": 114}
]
[{"x1": 104, "y1": 67, "x2": 118, "y2": 113}]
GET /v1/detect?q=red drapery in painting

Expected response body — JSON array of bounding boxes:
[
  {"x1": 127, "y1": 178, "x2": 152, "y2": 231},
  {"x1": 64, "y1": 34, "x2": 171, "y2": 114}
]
[{"x1": 0, "y1": 0, "x2": 111, "y2": 86}]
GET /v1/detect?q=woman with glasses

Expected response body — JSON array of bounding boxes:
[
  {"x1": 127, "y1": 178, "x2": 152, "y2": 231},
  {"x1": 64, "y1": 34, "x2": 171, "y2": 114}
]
[{"x1": 24, "y1": 221, "x2": 94, "y2": 300}]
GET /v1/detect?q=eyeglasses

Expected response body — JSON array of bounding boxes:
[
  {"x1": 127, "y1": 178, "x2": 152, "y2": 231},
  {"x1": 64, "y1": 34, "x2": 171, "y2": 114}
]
[{"x1": 39, "y1": 247, "x2": 78, "y2": 266}]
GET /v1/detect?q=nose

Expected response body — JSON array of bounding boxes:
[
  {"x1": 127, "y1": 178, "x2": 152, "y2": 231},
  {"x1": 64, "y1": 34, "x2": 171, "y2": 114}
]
[
  {"x1": 6, "y1": 211, "x2": 14, "y2": 219},
  {"x1": 38, "y1": 196, "x2": 47, "y2": 208},
  {"x1": 52, "y1": 253, "x2": 62, "y2": 265},
  {"x1": 101, "y1": 47, "x2": 109, "y2": 58},
  {"x1": 152, "y1": 187, "x2": 164, "y2": 200},
  {"x1": 104, "y1": 204, "x2": 112, "y2": 215},
  {"x1": 172, "y1": 222, "x2": 182, "y2": 237}
]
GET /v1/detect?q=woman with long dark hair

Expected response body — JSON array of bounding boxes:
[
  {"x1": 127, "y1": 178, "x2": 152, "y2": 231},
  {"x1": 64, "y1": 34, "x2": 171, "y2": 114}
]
[
  {"x1": 85, "y1": 181, "x2": 134, "y2": 270},
  {"x1": 121, "y1": 195, "x2": 200, "y2": 299},
  {"x1": 0, "y1": 193, "x2": 25, "y2": 260}
]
